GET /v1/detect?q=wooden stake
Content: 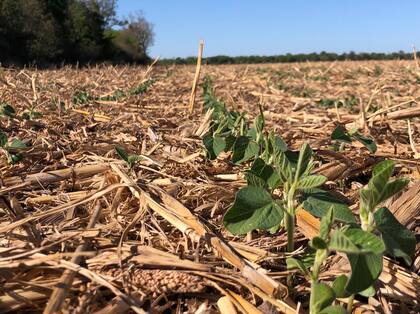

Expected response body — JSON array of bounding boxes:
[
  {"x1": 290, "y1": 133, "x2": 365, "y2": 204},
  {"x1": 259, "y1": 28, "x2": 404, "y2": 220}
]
[
  {"x1": 359, "y1": 96, "x2": 366, "y2": 130},
  {"x1": 189, "y1": 40, "x2": 204, "y2": 113},
  {"x1": 413, "y1": 45, "x2": 419, "y2": 70},
  {"x1": 407, "y1": 119, "x2": 420, "y2": 158}
]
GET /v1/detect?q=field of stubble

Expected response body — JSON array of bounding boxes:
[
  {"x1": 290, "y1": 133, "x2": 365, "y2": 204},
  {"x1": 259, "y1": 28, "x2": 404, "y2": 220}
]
[{"x1": 0, "y1": 61, "x2": 419, "y2": 313}]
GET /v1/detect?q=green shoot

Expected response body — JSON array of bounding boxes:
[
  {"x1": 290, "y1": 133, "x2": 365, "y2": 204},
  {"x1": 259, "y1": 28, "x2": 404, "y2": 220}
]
[
  {"x1": 359, "y1": 160, "x2": 415, "y2": 264},
  {"x1": 224, "y1": 142, "x2": 327, "y2": 252},
  {"x1": 128, "y1": 79, "x2": 155, "y2": 95},
  {"x1": 72, "y1": 91, "x2": 93, "y2": 105},
  {"x1": 287, "y1": 161, "x2": 415, "y2": 313},
  {"x1": 331, "y1": 124, "x2": 377, "y2": 153},
  {"x1": 115, "y1": 146, "x2": 144, "y2": 169},
  {"x1": 0, "y1": 102, "x2": 15, "y2": 117},
  {"x1": 22, "y1": 103, "x2": 42, "y2": 120},
  {"x1": 0, "y1": 131, "x2": 27, "y2": 164},
  {"x1": 201, "y1": 75, "x2": 260, "y2": 164}
]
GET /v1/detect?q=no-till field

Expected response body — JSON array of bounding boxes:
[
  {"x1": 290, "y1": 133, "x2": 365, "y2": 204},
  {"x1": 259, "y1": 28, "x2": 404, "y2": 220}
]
[{"x1": 0, "y1": 61, "x2": 419, "y2": 313}]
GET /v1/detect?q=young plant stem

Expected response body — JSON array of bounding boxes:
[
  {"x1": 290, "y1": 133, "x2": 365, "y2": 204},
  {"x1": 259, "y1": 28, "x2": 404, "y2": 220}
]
[
  {"x1": 285, "y1": 212, "x2": 295, "y2": 252},
  {"x1": 285, "y1": 194, "x2": 295, "y2": 286},
  {"x1": 309, "y1": 249, "x2": 329, "y2": 314},
  {"x1": 285, "y1": 185, "x2": 296, "y2": 252},
  {"x1": 311, "y1": 249, "x2": 327, "y2": 281},
  {"x1": 309, "y1": 279, "x2": 317, "y2": 314}
]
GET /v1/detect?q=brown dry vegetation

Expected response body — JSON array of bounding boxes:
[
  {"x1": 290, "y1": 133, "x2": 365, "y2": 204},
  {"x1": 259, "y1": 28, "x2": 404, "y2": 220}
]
[{"x1": 0, "y1": 60, "x2": 419, "y2": 313}]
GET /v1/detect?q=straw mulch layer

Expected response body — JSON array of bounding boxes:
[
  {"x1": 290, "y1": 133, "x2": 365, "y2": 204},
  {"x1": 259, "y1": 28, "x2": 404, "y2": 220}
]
[{"x1": 0, "y1": 61, "x2": 419, "y2": 313}]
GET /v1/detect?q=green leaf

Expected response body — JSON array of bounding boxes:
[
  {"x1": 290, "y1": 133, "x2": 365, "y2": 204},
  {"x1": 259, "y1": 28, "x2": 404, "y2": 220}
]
[
  {"x1": 265, "y1": 131, "x2": 287, "y2": 156},
  {"x1": 362, "y1": 160, "x2": 408, "y2": 211},
  {"x1": 331, "y1": 125, "x2": 351, "y2": 143},
  {"x1": 311, "y1": 282, "x2": 335, "y2": 312},
  {"x1": 286, "y1": 257, "x2": 309, "y2": 275},
  {"x1": 247, "y1": 127, "x2": 257, "y2": 141},
  {"x1": 329, "y1": 230, "x2": 360, "y2": 254},
  {"x1": 245, "y1": 171, "x2": 266, "y2": 188},
  {"x1": 284, "y1": 150, "x2": 299, "y2": 165},
  {"x1": 245, "y1": 158, "x2": 281, "y2": 189},
  {"x1": 346, "y1": 253, "x2": 383, "y2": 294},
  {"x1": 288, "y1": 251, "x2": 317, "y2": 271},
  {"x1": 115, "y1": 147, "x2": 129, "y2": 163},
  {"x1": 8, "y1": 153, "x2": 23, "y2": 164},
  {"x1": 332, "y1": 275, "x2": 349, "y2": 298},
  {"x1": 8, "y1": 139, "x2": 26, "y2": 149},
  {"x1": 271, "y1": 134, "x2": 287, "y2": 154},
  {"x1": 224, "y1": 134, "x2": 236, "y2": 152},
  {"x1": 374, "y1": 207, "x2": 416, "y2": 264},
  {"x1": 213, "y1": 135, "x2": 227, "y2": 156},
  {"x1": 0, "y1": 131, "x2": 7, "y2": 147},
  {"x1": 368, "y1": 160, "x2": 395, "y2": 201},
  {"x1": 319, "y1": 305, "x2": 347, "y2": 314},
  {"x1": 211, "y1": 103, "x2": 227, "y2": 121},
  {"x1": 349, "y1": 130, "x2": 377, "y2": 153},
  {"x1": 0, "y1": 103, "x2": 15, "y2": 117},
  {"x1": 330, "y1": 229, "x2": 385, "y2": 255},
  {"x1": 223, "y1": 186, "x2": 284, "y2": 235},
  {"x1": 254, "y1": 112, "x2": 264, "y2": 134},
  {"x1": 203, "y1": 133, "x2": 235, "y2": 159},
  {"x1": 319, "y1": 206, "x2": 335, "y2": 240},
  {"x1": 300, "y1": 189, "x2": 356, "y2": 224},
  {"x1": 127, "y1": 155, "x2": 143, "y2": 168},
  {"x1": 294, "y1": 143, "x2": 312, "y2": 181},
  {"x1": 372, "y1": 160, "x2": 394, "y2": 179},
  {"x1": 358, "y1": 285, "x2": 376, "y2": 297},
  {"x1": 310, "y1": 237, "x2": 328, "y2": 250},
  {"x1": 331, "y1": 125, "x2": 377, "y2": 153},
  {"x1": 203, "y1": 133, "x2": 217, "y2": 159},
  {"x1": 22, "y1": 111, "x2": 42, "y2": 120},
  {"x1": 231, "y1": 111, "x2": 245, "y2": 131},
  {"x1": 297, "y1": 175, "x2": 327, "y2": 190},
  {"x1": 344, "y1": 229, "x2": 385, "y2": 255},
  {"x1": 274, "y1": 150, "x2": 294, "y2": 183},
  {"x1": 359, "y1": 187, "x2": 374, "y2": 213},
  {"x1": 379, "y1": 179, "x2": 409, "y2": 204},
  {"x1": 231, "y1": 136, "x2": 259, "y2": 164}
]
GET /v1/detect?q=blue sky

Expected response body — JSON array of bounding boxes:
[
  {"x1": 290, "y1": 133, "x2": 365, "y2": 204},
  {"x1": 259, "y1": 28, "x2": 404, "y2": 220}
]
[{"x1": 117, "y1": 1, "x2": 420, "y2": 58}]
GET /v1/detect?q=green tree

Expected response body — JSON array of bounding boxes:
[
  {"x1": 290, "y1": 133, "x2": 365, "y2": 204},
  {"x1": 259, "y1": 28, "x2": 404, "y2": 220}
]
[
  {"x1": 64, "y1": 0, "x2": 108, "y2": 61},
  {"x1": 0, "y1": 0, "x2": 62, "y2": 63},
  {"x1": 111, "y1": 11, "x2": 154, "y2": 62}
]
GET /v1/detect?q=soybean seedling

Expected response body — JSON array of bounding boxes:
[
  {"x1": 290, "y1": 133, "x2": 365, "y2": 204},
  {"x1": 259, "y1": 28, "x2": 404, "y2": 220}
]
[
  {"x1": 115, "y1": 147, "x2": 161, "y2": 169},
  {"x1": 0, "y1": 102, "x2": 15, "y2": 117},
  {"x1": 223, "y1": 142, "x2": 328, "y2": 252},
  {"x1": 331, "y1": 124, "x2": 377, "y2": 154},
  {"x1": 22, "y1": 103, "x2": 42, "y2": 120},
  {"x1": 288, "y1": 161, "x2": 415, "y2": 313},
  {"x1": 202, "y1": 75, "x2": 260, "y2": 164},
  {"x1": 115, "y1": 147, "x2": 145, "y2": 169},
  {"x1": 0, "y1": 131, "x2": 27, "y2": 164}
]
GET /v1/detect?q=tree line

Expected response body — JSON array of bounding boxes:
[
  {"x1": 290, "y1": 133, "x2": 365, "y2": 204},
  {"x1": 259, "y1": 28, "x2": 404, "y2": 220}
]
[
  {"x1": 0, "y1": 1, "x2": 414, "y2": 67},
  {"x1": 160, "y1": 50, "x2": 415, "y2": 65},
  {"x1": 0, "y1": 0, "x2": 154, "y2": 66}
]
